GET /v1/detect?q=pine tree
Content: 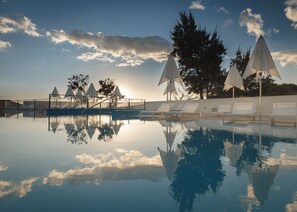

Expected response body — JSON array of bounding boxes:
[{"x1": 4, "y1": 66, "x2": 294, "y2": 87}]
[{"x1": 171, "y1": 11, "x2": 226, "y2": 99}]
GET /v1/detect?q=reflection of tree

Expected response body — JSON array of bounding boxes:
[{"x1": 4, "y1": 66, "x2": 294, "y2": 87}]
[
  {"x1": 170, "y1": 128, "x2": 225, "y2": 212},
  {"x1": 235, "y1": 134, "x2": 276, "y2": 176},
  {"x1": 98, "y1": 124, "x2": 114, "y2": 141},
  {"x1": 67, "y1": 125, "x2": 89, "y2": 145}
]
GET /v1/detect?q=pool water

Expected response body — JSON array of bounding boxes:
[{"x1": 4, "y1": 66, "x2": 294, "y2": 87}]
[{"x1": 0, "y1": 114, "x2": 297, "y2": 212}]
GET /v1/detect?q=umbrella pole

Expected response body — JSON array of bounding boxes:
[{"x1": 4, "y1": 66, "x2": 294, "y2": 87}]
[
  {"x1": 232, "y1": 87, "x2": 235, "y2": 102},
  {"x1": 259, "y1": 77, "x2": 262, "y2": 120}
]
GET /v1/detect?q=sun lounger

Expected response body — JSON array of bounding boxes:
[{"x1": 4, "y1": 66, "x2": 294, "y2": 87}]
[
  {"x1": 166, "y1": 103, "x2": 200, "y2": 120},
  {"x1": 218, "y1": 104, "x2": 232, "y2": 114},
  {"x1": 140, "y1": 103, "x2": 171, "y2": 118},
  {"x1": 223, "y1": 103, "x2": 257, "y2": 123},
  {"x1": 269, "y1": 103, "x2": 297, "y2": 126}
]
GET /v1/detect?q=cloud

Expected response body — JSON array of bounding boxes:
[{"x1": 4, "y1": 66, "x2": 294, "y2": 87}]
[
  {"x1": 266, "y1": 28, "x2": 280, "y2": 36},
  {"x1": 0, "y1": 178, "x2": 39, "y2": 198},
  {"x1": 189, "y1": 1, "x2": 205, "y2": 10},
  {"x1": 218, "y1": 7, "x2": 229, "y2": 14},
  {"x1": 0, "y1": 162, "x2": 8, "y2": 171},
  {"x1": 223, "y1": 18, "x2": 233, "y2": 27},
  {"x1": 46, "y1": 29, "x2": 171, "y2": 66},
  {"x1": 285, "y1": 0, "x2": 297, "y2": 29},
  {"x1": 0, "y1": 15, "x2": 41, "y2": 37},
  {"x1": 239, "y1": 8, "x2": 264, "y2": 38},
  {"x1": 43, "y1": 149, "x2": 164, "y2": 186},
  {"x1": 271, "y1": 50, "x2": 297, "y2": 67}
]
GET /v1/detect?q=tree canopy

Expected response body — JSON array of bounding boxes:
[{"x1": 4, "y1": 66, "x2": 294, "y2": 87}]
[
  {"x1": 67, "y1": 74, "x2": 89, "y2": 94},
  {"x1": 98, "y1": 78, "x2": 116, "y2": 98},
  {"x1": 171, "y1": 11, "x2": 226, "y2": 99}
]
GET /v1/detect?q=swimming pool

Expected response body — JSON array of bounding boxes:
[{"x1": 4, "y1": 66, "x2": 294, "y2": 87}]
[{"x1": 0, "y1": 114, "x2": 297, "y2": 211}]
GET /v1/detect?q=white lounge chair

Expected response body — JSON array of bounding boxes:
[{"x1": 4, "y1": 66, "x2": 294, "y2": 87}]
[
  {"x1": 223, "y1": 103, "x2": 257, "y2": 123},
  {"x1": 140, "y1": 103, "x2": 171, "y2": 118},
  {"x1": 269, "y1": 103, "x2": 297, "y2": 126},
  {"x1": 218, "y1": 104, "x2": 232, "y2": 114},
  {"x1": 166, "y1": 103, "x2": 200, "y2": 120}
]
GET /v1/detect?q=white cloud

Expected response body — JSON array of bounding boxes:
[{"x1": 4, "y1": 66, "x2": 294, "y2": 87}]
[
  {"x1": 0, "y1": 162, "x2": 8, "y2": 171},
  {"x1": 223, "y1": 18, "x2": 233, "y2": 27},
  {"x1": 239, "y1": 8, "x2": 264, "y2": 38},
  {"x1": 285, "y1": 0, "x2": 297, "y2": 29},
  {"x1": 271, "y1": 50, "x2": 297, "y2": 67},
  {"x1": 267, "y1": 28, "x2": 280, "y2": 36},
  {"x1": 218, "y1": 7, "x2": 229, "y2": 14},
  {"x1": 46, "y1": 29, "x2": 171, "y2": 66},
  {"x1": 189, "y1": 1, "x2": 205, "y2": 10},
  {"x1": 0, "y1": 178, "x2": 39, "y2": 198},
  {"x1": 0, "y1": 15, "x2": 41, "y2": 37},
  {"x1": 62, "y1": 48, "x2": 71, "y2": 52}
]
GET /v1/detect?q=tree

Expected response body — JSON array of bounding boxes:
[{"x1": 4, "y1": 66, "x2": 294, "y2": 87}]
[
  {"x1": 98, "y1": 78, "x2": 116, "y2": 98},
  {"x1": 171, "y1": 11, "x2": 226, "y2": 99},
  {"x1": 68, "y1": 74, "x2": 89, "y2": 94}
]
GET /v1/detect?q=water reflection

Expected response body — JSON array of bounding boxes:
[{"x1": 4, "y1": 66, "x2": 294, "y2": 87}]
[
  {"x1": 43, "y1": 149, "x2": 163, "y2": 186},
  {"x1": 157, "y1": 121, "x2": 181, "y2": 180},
  {"x1": 0, "y1": 178, "x2": 39, "y2": 198},
  {"x1": 1, "y1": 116, "x2": 297, "y2": 211},
  {"x1": 48, "y1": 115, "x2": 125, "y2": 144},
  {"x1": 170, "y1": 127, "x2": 226, "y2": 212}
]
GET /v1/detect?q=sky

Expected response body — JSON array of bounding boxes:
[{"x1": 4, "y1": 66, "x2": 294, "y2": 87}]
[{"x1": 1, "y1": 0, "x2": 297, "y2": 101}]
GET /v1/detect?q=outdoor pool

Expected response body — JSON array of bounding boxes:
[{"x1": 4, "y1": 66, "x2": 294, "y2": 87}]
[{"x1": 1, "y1": 114, "x2": 297, "y2": 212}]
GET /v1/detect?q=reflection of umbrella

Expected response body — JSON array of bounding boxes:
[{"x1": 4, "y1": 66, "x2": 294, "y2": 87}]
[
  {"x1": 158, "y1": 146, "x2": 181, "y2": 180},
  {"x1": 224, "y1": 133, "x2": 245, "y2": 167},
  {"x1": 244, "y1": 161, "x2": 279, "y2": 205},
  {"x1": 86, "y1": 127, "x2": 96, "y2": 139},
  {"x1": 158, "y1": 121, "x2": 181, "y2": 180},
  {"x1": 243, "y1": 36, "x2": 281, "y2": 114},
  {"x1": 224, "y1": 65, "x2": 244, "y2": 100},
  {"x1": 158, "y1": 54, "x2": 183, "y2": 101}
]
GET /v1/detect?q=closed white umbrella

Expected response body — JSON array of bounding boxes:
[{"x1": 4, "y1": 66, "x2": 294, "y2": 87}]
[
  {"x1": 76, "y1": 89, "x2": 84, "y2": 99},
  {"x1": 65, "y1": 86, "x2": 75, "y2": 108},
  {"x1": 224, "y1": 65, "x2": 244, "y2": 100},
  {"x1": 159, "y1": 55, "x2": 183, "y2": 101},
  {"x1": 86, "y1": 83, "x2": 98, "y2": 98},
  {"x1": 65, "y1": 86, "x2": 75, "y2": 97},
  {"x1": 243, "y1": 36, "x2": 281, "y2": 114},
  {"x1": 51, "y1": 87, "x2": 60, "y2": 98},
  {"x1": 112, "y1": 86, "x2": 123, "y2": 99}
]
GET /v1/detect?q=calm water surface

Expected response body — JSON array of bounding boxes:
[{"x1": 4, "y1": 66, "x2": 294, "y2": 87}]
[{"x1": 0, "y1": 114, "x2": 297, "y2": 212}]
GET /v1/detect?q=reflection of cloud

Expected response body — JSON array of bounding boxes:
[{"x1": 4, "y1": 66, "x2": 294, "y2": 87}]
[
  {"x1": 285, "y1": 0, "x2": 297, "y2": 29},
  {"x1": 286, "y1": 191, "x2": 297, "y2": 212},
  {"x1": 239, "y1": 8, "x2": 264, "y2": 38},
  {"x1": 189, "y1": 1, "x2": 205, "y2": 10},
  {"x1": 46, "y1": 29, "x2": 171, "y2": 66},
  {"x1": 0, "y1": 40, "x2": 11, "y2": 50},
  {"x1": 0, "y1": 178, "x2": 39, "y2": 198},
  {"x1": 266, "y1": 153, "x2": 297, "y2": 167},
  {"x1": 0, "y1": 15, "x2": 41, "y2": 37},
  {"x1": 43, "y1": 149, "x2": 164, "y2": 186},
  {"x1": 240, "y1": 184, "x2": 260, "y2": 211},
  {"x1": 272, "y1": 50, "x2": 297, "y2": 67},
  {"x1": 0, "y1": 162, "x2": 8, "y2": 171}
]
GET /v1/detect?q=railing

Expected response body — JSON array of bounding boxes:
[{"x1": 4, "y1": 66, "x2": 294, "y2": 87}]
[{"x1": 48, "y1": 94, "x2": 145, "y2": 110}]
